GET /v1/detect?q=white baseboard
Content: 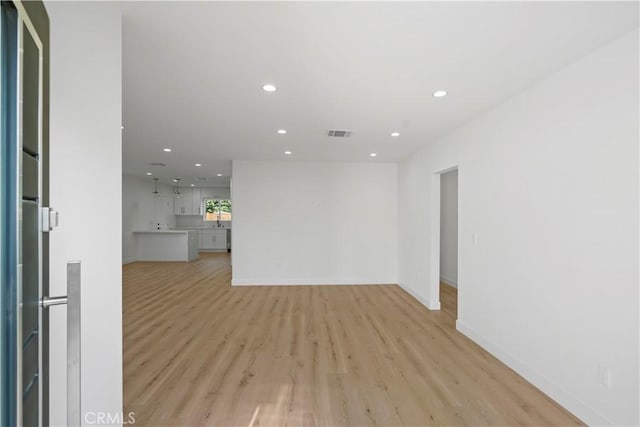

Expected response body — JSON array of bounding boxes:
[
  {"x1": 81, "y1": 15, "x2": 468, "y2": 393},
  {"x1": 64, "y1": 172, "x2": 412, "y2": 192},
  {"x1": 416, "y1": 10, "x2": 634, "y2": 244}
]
[
  {"x1": 440, "y1": 275, "x2": 457, "y2": 288},
  {"x1": 231, "y1": 278, "x2": 397, "y2": 286},
  {"x1": 122, "y1": 257, "x2": 137, "y2": 265},
  {"x1": 455, "y1": 320, "x2": 611, "y2": 427},
  {"x1": 397, "y1": 283, "x2": 441, "y2": 310}
]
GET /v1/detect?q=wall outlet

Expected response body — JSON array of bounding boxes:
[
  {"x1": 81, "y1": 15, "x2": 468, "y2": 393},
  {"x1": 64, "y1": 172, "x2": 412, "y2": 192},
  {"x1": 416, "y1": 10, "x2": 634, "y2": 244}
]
[{"x1": 597, "y1": 364, "x2": 612, "y2": 389}]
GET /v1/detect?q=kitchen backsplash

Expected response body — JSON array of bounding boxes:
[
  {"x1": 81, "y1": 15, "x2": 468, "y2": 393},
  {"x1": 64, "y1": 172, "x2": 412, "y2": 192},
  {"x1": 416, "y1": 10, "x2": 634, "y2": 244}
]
[{"x1": 175, "y1": 215, "x2": 232, "y2": 229}]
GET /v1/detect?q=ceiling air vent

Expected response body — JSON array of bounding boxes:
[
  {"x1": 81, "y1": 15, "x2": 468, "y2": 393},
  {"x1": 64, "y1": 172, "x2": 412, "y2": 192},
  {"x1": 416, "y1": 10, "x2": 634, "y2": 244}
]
[
  {"x1": 148, "y1": 162, "x2": 167, "y2": 167},
  {"x1": 196, "y1": 177, "x2": 208, "y2": 182},
  {"x1": 328, "y1": 130, "x2": 352, "y2": 138}
]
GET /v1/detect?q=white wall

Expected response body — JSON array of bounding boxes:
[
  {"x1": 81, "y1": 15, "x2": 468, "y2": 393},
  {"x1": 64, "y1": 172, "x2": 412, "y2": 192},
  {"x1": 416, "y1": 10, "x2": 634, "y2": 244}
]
[
  {"x1": 232, "y1": 161, "x2": 398, "y2": 285},
  {"x1": 439, "y1": 169, "x2": 458, "y2": 287},
  {"x1": 398, "y1": 29, "x2": 639, "y2": 426},
  {"x1": 122, "y1": 175, "x2": 177, "y2": 263},
  {"x1": 47, "y1": 3, "x2": 123, "y2": 426}
]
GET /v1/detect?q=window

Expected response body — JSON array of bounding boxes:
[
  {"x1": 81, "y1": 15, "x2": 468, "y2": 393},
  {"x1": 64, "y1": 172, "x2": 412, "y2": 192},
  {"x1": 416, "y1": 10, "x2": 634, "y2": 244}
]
[{"x1": 204, "y1": 199, "x2": 232, "y2": 221}]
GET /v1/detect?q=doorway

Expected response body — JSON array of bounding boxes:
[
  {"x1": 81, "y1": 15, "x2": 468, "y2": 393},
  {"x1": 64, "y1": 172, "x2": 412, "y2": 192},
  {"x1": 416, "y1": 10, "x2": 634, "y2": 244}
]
[{"x1": 439, "y1": 169, "x2": 458, "y2": 320}]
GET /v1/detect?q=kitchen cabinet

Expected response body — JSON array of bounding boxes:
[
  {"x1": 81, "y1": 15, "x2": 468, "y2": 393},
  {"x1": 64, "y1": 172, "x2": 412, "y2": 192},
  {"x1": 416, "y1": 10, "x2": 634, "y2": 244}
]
[
  {"x1": 174, "y1": 188, "x2": 204, "y2": 216},
  {"x1": 199, "y1": 229, "x2": 228, "y2": 250},
  {"x1": 191, "y1": 188, "x2": 202, "y2": 216},
  {"x1": 173, "y1": 192, "x2": 191, "y2": 215}
]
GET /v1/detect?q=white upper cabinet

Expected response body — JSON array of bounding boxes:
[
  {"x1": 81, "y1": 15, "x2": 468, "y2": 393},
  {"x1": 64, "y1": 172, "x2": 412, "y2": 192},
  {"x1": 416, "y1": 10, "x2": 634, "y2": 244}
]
[
  {"x1": 173, "y1": 191, "x2": 191, "y2": 215},
  {"x1": 191, "y1": 188, "x2": 202, "y2": 216}
]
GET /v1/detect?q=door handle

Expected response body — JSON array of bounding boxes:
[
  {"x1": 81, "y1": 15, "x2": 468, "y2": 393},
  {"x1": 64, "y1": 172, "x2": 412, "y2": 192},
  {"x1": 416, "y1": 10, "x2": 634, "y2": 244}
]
[
  {"x1": 40, "y1": 261, "x2": 81, "y2": 426},
  {"x1": 40, "y1": 295, "x2": 67, "y2": 307}
]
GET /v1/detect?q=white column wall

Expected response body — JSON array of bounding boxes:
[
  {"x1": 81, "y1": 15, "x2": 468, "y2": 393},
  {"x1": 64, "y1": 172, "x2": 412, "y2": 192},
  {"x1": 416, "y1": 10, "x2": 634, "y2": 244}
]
[{"x1": 47, "y1": 3, "x2": 123, "y2": 425}]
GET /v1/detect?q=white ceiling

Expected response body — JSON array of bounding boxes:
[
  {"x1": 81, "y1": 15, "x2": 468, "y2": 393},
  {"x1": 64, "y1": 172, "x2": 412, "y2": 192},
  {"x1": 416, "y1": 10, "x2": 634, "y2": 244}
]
[{"x1": 122, "y1": 1, "x2": 639, "y2": 186}]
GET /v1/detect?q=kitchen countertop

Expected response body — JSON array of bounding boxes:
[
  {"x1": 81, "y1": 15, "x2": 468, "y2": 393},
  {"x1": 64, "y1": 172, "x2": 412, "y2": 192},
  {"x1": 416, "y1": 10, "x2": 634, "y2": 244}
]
[
  {"x1": 133, "y1": 230, "x2": 198, "y2": 234},
  {"x1": 171, "y1": 227, "x2": 231, "y2": 231}
]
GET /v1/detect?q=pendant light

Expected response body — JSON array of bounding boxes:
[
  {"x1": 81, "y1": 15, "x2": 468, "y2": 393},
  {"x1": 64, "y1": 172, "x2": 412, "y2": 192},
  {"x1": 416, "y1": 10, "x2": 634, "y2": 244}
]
[
  {"x1": 174, "y1": 178, "x2": 181, "y2": 195},
  {"x1": 152, "y1": 177, "x2": 159, "y2": 194}
]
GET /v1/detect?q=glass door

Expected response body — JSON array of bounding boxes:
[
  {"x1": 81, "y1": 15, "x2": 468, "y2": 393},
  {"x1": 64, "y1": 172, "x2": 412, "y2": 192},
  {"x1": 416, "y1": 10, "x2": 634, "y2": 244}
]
[
  {"x1": 1, "y1": 2, "x2": 19, "y2": 425},
  {"x1": 1, "y1": 1, "x2": 47, "y2": 425}
]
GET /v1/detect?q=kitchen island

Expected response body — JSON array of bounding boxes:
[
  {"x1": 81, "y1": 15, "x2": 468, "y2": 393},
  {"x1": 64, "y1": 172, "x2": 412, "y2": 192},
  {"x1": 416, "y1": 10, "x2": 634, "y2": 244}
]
[{"x1": 133, "y1": 230, "x2": 199, "y2": 262}]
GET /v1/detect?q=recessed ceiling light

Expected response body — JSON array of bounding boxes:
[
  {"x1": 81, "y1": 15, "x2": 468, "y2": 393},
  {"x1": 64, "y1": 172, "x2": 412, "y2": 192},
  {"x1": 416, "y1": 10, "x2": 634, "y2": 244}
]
[
  {"x1": 284, "y1": 151, "x2": 292, "y2": 155},
  {"x1": 194, "y1": 163, "x2": 202, "y2": 167},
  {"x1": 370, "y1": 153, "x2": 377, "y2": 157},
  {"x1": 163, "y1": 148, "x2": 172, "y2": 152},
  {"x1": 216, "y1": 173, "x2": 223, "y2": 177},
  {"x1": 172, "y1": 179, "x2": 178, "y2": 182},
  {"x1": 190, "y1": 184, "x2": 195, "y2": 187},
  {"x1": 146, "y1": 172, "x2": 152, "y2": 176},
  {"x1": 121, "y1": 126, "x2": 124, "y2": 130},
  {"x1": 262, "y1": 84, "x2": 276, "y2": 92},
  {"x1": 391, "y1": 132, "x2": 400, "y2": 137},
  {"x1": 433, "y1": 90, "x2": 447, "y2": 98},
  {"x1": 277, "y1": 129, "x2": 287, "y2": 134}
]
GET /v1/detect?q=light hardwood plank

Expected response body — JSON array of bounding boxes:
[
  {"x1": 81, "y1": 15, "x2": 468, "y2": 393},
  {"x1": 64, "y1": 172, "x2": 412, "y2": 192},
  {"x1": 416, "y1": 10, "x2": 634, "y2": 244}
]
[{"x1": 123, "y1": 253, "x2": 583, "y2": 427}]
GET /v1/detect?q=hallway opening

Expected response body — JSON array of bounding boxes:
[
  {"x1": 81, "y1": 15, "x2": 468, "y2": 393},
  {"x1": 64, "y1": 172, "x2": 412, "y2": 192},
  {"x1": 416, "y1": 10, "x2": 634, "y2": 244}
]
[{"x1": 440, "y1": 168, "x2": 459, "y2": 319}]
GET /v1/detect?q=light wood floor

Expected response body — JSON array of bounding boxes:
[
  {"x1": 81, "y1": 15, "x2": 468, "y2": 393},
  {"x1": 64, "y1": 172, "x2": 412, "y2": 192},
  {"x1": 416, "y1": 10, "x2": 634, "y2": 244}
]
[
  {"x1": 123, "y1": 253, "x2": 583, "y2": 427},
  {"x1": 439, "y1": 282, "x2": 458, "y2": 321}
]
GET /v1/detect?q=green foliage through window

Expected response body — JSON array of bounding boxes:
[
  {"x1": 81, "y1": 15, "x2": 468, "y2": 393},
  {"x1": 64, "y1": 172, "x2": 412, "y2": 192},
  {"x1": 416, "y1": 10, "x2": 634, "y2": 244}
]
[{"x1": 204, "y1": 199, "x2": 231, "y2": 220}]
